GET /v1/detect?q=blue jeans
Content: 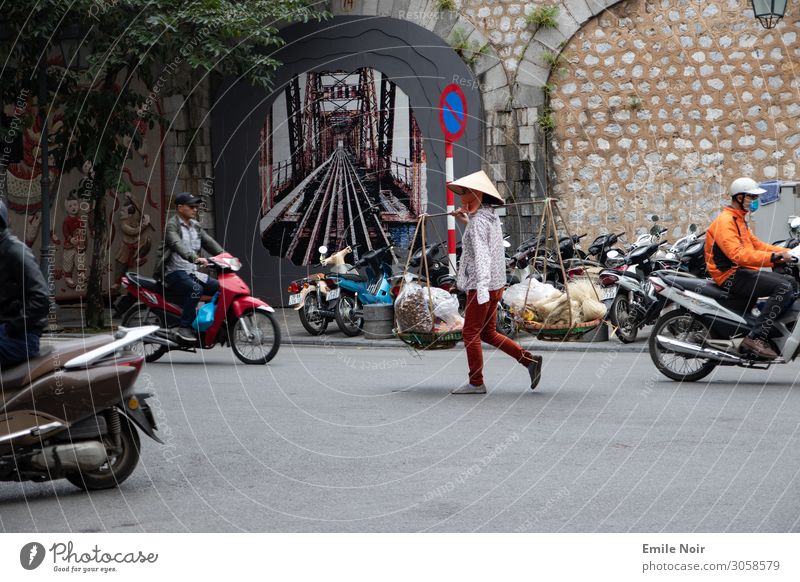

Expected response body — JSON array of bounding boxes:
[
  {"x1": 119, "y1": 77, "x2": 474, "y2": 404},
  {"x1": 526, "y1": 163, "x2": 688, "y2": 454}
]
[
  {"x1": 165, "y1": 271, "x2": 220, "y2": 328},
  {"x1": 0, "y1": 323, "x2": 41, "y2": 369}
]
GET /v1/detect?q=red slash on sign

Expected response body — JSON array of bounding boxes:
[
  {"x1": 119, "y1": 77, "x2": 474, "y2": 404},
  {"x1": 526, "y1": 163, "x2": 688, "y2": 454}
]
[{"x1": 439, "y1": 84, "x2": 467, "y2": 142}]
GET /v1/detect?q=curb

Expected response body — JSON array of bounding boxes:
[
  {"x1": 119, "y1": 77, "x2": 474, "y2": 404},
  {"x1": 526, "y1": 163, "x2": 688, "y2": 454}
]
[{"x1": 281, "y1": 336, "x2": 649, "y2": 353}]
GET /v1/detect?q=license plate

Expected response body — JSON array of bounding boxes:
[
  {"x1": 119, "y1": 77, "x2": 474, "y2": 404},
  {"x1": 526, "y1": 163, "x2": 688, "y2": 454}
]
[
  {"x1": 326, "y1": 288, "x2": 340, "y2": 301},
  {"x1": 288, "y1": 293, "x2": 302, "y2": 306},
  {"x1": 601, "y1": 286, "x2": 618, "y2": 301}
]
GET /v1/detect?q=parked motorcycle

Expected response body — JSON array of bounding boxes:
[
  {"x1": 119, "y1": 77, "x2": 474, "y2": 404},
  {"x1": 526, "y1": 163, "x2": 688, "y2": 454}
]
[
  {"x1": 287, "y1": 246, "x2": 350, "y2": 335},
  {"x1": 599, "y1": 240, "x2": 675, "y2": 343},
  {"x1": 648, "y1": 257, "x2": 800, "y2": 382},
  {"x1": 0, "y1": 326, "x2": 162, "y2": 490},
  {"x1": 331, "y1": 245, "x2": 396, "y2": 336},
  {"x1": 119, "y1": 253, "x2": 280, "y2": 364},
  {"x1": 585, "y1": 231, "x2": 627, "y2": 266}
]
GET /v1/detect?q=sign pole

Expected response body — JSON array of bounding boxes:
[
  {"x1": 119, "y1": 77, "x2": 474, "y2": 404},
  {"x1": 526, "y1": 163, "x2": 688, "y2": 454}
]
[
  {"x1": 445, "y1": 141, "x2": 456, "y2": 275},
  {"x1": 439, "y1": 83, "x2": 467, "y2": 277}
]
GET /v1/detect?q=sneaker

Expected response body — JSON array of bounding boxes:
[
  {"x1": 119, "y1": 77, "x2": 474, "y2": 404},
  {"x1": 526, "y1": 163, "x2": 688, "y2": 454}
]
[
  {"x1": 451, "y1": 384, "x2": 487, "y2": 395},
  {"x1": 740, "y1": 336, "x2": 778, "y2": 360},
  {"x1": 527, "y1": 355, "x2": 543, "y2": 390},
  {"x1": 175, "y1": 327, "x2": 197, "y2": 343}
]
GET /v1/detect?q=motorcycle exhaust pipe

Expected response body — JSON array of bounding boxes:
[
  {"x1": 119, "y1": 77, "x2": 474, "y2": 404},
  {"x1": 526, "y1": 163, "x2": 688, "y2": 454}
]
[
  {"x1": 149, "y1": 332, "x2": 179, "y2": 349},
  {"x1": 655, "y1": 335, "x2": 745, "y2": 364},
  {"x1": 29, "y1": 442, "x2": 108, "y2": 472}
]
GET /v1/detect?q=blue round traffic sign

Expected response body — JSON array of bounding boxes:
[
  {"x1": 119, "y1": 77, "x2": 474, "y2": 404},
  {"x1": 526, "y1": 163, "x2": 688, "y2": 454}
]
[{"x1": 439, "y1": 84, "x2": 468, "y2": 142}]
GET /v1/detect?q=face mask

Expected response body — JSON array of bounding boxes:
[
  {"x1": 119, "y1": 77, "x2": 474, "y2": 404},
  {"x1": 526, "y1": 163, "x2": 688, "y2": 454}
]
[{"x1": 749, "y1": 198, "x2": 759, "y2": 212}]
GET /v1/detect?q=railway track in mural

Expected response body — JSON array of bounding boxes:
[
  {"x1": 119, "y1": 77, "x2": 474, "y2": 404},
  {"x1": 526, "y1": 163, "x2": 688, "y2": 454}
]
[{"x1": 263, "y1": 147, "x2": 397, "y2": 265}]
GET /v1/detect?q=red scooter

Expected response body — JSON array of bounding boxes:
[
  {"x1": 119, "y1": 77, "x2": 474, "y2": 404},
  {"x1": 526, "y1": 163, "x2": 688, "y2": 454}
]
[{"x1": 118, "y1": 253, "x2": 280, "y2": 364}]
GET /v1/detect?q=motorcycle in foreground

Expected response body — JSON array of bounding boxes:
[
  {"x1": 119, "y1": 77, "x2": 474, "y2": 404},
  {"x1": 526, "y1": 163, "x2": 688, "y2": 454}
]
[
  {"x1": 0, "y1": 326, "x2": 162, "y2": 490},
  {"x1": 119, "y1": 253, "x2": 280, "y2": 364},
  {"x1": 648, "y1": 257, "x2": 800, "y2": 382}
]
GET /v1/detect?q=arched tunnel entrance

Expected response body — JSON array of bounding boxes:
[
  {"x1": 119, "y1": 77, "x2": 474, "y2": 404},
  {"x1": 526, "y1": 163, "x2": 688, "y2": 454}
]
[{"x1": 211, "y1": 16, "x2": 484, "y2": 305}]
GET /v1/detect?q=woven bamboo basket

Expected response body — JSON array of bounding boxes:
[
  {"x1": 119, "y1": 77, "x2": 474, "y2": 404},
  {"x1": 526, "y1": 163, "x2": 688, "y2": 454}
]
[
  {"x1": 519, "y1": 318, "x2": 603, "y2": 341},
  {"x1": 395, "y1": 329, "x2": 463, "y2": 350}
]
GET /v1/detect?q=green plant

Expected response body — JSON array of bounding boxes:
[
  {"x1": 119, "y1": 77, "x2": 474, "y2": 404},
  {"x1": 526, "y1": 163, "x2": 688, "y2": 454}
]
[
  {"x1": 436, "y1": 0, "x2": 456, "y2": 11},
  {"x1": 449, "y1": 28, "x2": 488, "y2": 65},
  {"x1": 628, "y1": 96, "x2": 642, "y2": 110},
  {"x1": 540, "y1": 50, "x2": 560, "y2": 68},
  {"x1": 526, "y1": 5, "x2": 560, "y2": 29},
  {"x1": 542, "y1": 83, "x2": 556, "y2": 97},
  {"x1": 538, "y1": 109, "x2": 556, "y2": 132}
]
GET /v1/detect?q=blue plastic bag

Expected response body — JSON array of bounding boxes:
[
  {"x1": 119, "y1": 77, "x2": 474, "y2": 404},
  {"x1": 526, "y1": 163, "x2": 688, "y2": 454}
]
[{"x1": 192, "y1": 292, "x2": 219, "y2": 332}]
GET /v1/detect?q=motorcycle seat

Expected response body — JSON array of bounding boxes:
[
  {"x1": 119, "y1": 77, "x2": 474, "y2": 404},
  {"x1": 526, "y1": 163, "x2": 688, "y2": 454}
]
[
  {"x1": 307, "y1": 273, "x2": 325, "y2": 281},
  {"x1": 619, "y1": 270, "x2": 643, "y2": 281},
  {"x1": 0, "y1": 336, "x2": 111, "y2": 394},
  {"x1": 658, "y1": 273, "x2": 751, "y2": 310},
  {"x1": 126, "y1": 272, "x2": 163, "y2": 292},
  {"x1": 338, "y1": 273, "x2": 368, "y2": 283},
  {"x1": 658, "y1": 273, "x2": 727, "y2": 297}
]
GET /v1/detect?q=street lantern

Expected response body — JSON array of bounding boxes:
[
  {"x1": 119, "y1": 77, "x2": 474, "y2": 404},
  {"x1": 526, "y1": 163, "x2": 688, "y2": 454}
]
[
  {"x1": 751, "y1": 0, "x2": 787, "y2": 29},
  {"x1": 57, "y1": 23, "x2": 89, "y2": 71}
]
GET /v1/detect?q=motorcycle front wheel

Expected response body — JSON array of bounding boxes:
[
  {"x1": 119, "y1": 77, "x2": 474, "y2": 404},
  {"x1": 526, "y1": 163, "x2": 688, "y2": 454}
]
[
  {"x1": 335, "y1": 294, "x2": 364, "y2": 336},
  {"x1": 298, "y1": 293, "x2": 328, "y2": 335},
  {"x1": 496, "y1": 301, "x2": 517, "y2": 338},
  {"x1": 609, "y1": 294, "x2": 639, "y2": 343},
  {"x1": 66, "y1": 413, "x2": 140, "y2": 491},
  {"x1": 230, "y1": 309, "x2": 281, "y2": 364},
  {"x1": 121, "y1": 304, "x2": 168, "y2": 362},
  {"x1": 648, "y1": 309, "x2": 718, "y2": 382}
]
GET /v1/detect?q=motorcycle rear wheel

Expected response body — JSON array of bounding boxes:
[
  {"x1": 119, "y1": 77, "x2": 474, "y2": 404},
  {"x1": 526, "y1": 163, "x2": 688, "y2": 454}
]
[
  {"x1": 122, "y1": 304, "x2": 168, "y2": 362},
  {"x1": 66, "y1": 413, "x2": 140, "y2": 491},
  {"x1": 298, "y1": 294, "x2": 328, "y2": 336},
  {"x1": 609, "y1": 294, "x2": 639, "y2": 343},
  {"x1": 649, "y1": 309, "x2": 718, "y2": 382},
  {"x1": 335, "y1": 294, "x2": 364, "y2": 336},
  {"x1": 230, "y1": 309, "x2": 281, "y2": 365}
]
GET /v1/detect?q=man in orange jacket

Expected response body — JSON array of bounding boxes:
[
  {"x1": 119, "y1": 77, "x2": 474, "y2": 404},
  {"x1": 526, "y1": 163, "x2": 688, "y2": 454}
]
[{"x1": 705, "y1": 177, "x2": 797, "y2": 360}]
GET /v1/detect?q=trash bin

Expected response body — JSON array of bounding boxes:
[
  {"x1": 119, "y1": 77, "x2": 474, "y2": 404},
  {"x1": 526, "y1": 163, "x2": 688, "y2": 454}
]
[{"x1": 363, "y1": 304, "x2": 395, "y2": 340}]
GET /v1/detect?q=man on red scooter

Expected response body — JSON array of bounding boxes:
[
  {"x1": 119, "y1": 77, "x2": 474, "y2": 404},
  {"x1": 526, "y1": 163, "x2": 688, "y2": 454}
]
[
  {"x1": 705, "y1": 177, "x2": 797, "y2": 360},
  {"x1": 153, "y1": 192, "x2": 224, "y2": 343}
]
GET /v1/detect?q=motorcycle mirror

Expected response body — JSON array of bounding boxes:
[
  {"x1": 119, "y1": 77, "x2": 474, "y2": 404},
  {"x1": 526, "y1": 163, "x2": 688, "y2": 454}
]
[
  {"x1": 689, "y1": 223, "x2": 697, "y2": 233},
  {"x1": 503, "y1": 240, "x2": 511, "y2": 248},
  {"x1": 651, "y1": 214, "x2": 659, "y2": 222},
  {"x1": 319, "y1": 245, "x2": 328, "y2": 255}
]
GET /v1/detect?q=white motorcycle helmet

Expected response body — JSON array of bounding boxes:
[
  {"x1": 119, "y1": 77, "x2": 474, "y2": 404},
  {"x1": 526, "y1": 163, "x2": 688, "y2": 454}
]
[{"x1": 729, "y1": 177, "x2": 766, "y2": 197}]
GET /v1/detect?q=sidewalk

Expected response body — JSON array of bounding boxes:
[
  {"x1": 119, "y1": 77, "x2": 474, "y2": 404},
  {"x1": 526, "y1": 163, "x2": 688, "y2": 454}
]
[{"x1": 48, "y1": 305, "x2": 648, "y2": 353}]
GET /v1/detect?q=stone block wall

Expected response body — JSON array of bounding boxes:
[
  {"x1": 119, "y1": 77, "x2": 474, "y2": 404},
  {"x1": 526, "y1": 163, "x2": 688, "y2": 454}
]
[{"x1": 548, "y1": 0, "x2": 800, "y2": 240}]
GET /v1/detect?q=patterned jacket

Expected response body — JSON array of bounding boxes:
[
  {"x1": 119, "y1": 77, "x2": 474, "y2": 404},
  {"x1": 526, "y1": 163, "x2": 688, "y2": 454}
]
[{"x1": 457, "y1": 208, "x2": 507, "y2": 304}]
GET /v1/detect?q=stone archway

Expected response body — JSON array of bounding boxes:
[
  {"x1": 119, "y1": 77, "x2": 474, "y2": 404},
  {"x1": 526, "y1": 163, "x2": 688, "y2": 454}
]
[{"x1": 211, "y1": 14, "x2": 492, "y2": 304}]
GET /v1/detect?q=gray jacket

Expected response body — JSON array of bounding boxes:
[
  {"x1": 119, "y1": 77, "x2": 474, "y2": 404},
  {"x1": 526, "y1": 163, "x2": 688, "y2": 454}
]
[{"x1": 152, "y1": 215, "x2": 224, "y2": 279}]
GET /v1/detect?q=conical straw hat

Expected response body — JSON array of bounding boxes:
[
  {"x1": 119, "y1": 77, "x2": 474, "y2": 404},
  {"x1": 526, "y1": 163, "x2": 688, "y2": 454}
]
[{"x1": 446, "y1": 170, "x2": 504, "y2": 205}]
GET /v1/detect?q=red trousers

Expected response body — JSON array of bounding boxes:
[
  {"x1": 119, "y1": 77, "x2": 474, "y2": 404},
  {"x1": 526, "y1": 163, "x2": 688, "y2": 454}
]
[{"x1": 463, "y1": 289, "x2": 534, "y2": 386}]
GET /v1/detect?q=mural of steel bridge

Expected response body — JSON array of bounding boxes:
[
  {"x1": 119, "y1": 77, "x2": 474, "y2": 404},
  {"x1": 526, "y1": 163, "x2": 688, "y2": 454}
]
[{"x1": 259, "y1": 68, "x2": 427, "y2": 265}]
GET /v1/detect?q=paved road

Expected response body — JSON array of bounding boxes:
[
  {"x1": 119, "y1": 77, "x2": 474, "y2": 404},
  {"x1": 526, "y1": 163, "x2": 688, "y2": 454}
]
[{"x1": 2, "y1": 344, "x2": 799, "y2": 533}]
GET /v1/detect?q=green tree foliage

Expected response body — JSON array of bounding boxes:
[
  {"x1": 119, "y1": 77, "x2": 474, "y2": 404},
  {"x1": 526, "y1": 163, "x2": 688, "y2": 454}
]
[{"x1": 0, "y1": 0, "x2": 324, "y2": 326}]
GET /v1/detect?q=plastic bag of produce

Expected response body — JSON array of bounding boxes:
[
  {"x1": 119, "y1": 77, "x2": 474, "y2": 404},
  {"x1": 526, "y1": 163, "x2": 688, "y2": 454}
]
[
  {"x1": 429, "y1": 287, "x2": 464, "y2": 331},
  {"x1": 395, "y1": 280, "x2": 433, "y2": 333}
]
